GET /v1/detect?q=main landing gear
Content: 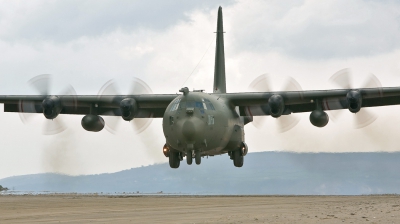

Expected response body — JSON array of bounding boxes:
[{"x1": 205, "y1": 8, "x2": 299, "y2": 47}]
[
  {"x1": 164, "y1": 144, "x2": 182, "y2": 169},
  {"x1": 164, "y1": 142, "x2": 249, "y2": 168},
  {"x1": 169, "y1": 151, "x2": 181, "y2": 169},
  {"x1": 232, "y1": 151, "x2": 243, "y2": 167},
  {"x1": 229, "y1": 142, "x2": 248, "y2": 168}
]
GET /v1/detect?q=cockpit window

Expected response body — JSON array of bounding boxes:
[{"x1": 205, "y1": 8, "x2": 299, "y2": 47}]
[
  {"x1": 175, "y1": 99, "x2": 215, "y2": 111},
  {"x1": 186, "y1": 101, "x2": 195, "y2": 108},
  {"x1": 195, "y1": 102, "x2": 203, "y2": 109},
  {"x1": 202, "y1": 99, "x2": 215, "y2": 110},
  {"x1": 170, "y1": 99, "x2": 181, "y2": 111}
]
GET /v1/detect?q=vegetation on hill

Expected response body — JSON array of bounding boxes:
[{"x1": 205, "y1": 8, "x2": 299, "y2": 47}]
[{"x1": 0, "y1": 185, "x2": 8, "y2": 191}]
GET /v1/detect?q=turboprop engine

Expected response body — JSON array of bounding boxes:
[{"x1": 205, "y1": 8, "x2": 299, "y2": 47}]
[
  {"x1": 268, "y1": 94, "x2": 284, "y2": 118},
  {"x1": 347, "y1": 90, "x2": 362, "y2": 113},
  {"x1": 42, "y1": 96, "x2": 62, "y2": 119},
  {"x1": 120, "y1": 98, "x2": 138, "y2": 121}
]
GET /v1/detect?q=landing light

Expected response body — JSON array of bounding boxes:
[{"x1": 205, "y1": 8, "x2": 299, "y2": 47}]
[{"x1": 162, "y1": 145, "x2": 170, "y2": 157}]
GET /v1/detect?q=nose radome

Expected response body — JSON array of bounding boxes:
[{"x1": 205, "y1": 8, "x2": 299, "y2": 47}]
[{"x1": 182, "y1": 120, "x2": 196, "y2": 140}]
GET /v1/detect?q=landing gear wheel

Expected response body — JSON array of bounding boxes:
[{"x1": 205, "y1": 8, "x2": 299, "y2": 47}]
[
  {"x1": 169, "y1": 152, "x2": 180, "y2": 169},
  {"x1": 233, "y1": 150, "x2": 243, "y2": 167},
  {"x1": 187, "y1": 151, "x2": 193, "y2": 165},
  {"x1": 195, "y1": 151, "x2": 201, "y2": 165}
]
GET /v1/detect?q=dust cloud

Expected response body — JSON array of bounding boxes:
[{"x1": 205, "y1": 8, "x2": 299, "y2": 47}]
[
  {"x1": 41, "y1": 129, "x2": 83, "y2": 175},
  {"x1": 247, "y1": 106, "x2": 400, "y2": 153}
]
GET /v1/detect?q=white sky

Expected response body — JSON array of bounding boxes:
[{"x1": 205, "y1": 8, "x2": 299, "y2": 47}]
[{"x1": 0, "y1": 0, "x2": 400, "y2": 179}]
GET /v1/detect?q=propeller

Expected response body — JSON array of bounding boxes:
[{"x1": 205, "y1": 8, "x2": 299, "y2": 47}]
[
  {"x1": 248, "y1": 74, "x2": 302, "y2": 133},
  {"x1": 97, "y1": 77, "x2": 153, "y2": 134},
  {"x1": 328, "y1": 68, "x2": 382, "y2": 129},
  {"x1": 19, "y1": 74, "x2": 77, "y2": 135}
]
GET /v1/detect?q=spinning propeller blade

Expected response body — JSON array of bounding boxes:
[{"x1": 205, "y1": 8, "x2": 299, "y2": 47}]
[
  {"x1": 329, "y1": 68, "x2": 352, "y2": 89},
  {"x1": 98, "y1": 78, "x2": 153, "y2": 134},
  {"x1": 248, "y1": 74, "x2": 271, "y2": 92},
  {"x1": 328, "y1": 69, "x2": 381, "y2": 128},
  {"x1": 19, "y1": 75, "x2": 77, "y2": 135},
  {"x1": 42, "y1": 118, "x2": 66, "y2": 135},
  {"x1": 28, "y1": 74, "x2": 50, "y2": 96},
  {"x1": 248, "y1": 74, "x2": 302, "y2": 133}
]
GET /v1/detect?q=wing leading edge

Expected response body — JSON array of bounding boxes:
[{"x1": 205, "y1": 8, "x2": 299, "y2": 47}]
[
  {"x1": 2, "y1": 86, "x2": 399, "y2": 117},
  {"x1": 0, "y1": 94, "x2": 178, "y2": 118},
  {"x1": 220, "y1": 87, "x2": 400, "y2": 116}
]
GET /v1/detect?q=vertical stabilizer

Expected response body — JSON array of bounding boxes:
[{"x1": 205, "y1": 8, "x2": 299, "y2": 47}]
[{"x1": 213, "y1": 6, "x2": 226, "y2": 93}]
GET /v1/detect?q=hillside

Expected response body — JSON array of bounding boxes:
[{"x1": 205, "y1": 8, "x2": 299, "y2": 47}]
[{"x1": 1, "y1": 152, "x2": 400, "y2": 195}]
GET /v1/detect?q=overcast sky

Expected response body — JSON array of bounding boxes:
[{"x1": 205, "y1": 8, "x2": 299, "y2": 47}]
[{"x1": 0, "y1": 0, "x2": 400, "y2": 179}]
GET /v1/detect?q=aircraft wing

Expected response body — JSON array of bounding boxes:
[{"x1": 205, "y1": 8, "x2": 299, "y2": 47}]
[
  {"x1": 0, "y1": 94, "x2": 178, "y2": 118},
  {"x1": 221, "y1": 87, "x2": 400, "y2": 116}
]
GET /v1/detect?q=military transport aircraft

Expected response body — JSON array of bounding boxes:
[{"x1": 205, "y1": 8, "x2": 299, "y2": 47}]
[{"x1": 0, "y1": 7, "x2": 399, "y2": 168}]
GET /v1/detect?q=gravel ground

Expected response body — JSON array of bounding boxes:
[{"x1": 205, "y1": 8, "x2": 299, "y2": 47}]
[{"x1": 1, "y1": 194, "x2": 400, "y2": 223}]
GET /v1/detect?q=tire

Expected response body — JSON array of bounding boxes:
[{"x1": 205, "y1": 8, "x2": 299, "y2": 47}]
[
  {"x1": 195, "y1": 151, "x2": 201, "y2": 165},
  {"x1": 187, "y1": 151, "x2": 193, "y2": 165},
  {"x1": 169, "y1": 152, "x2": 180, "y2": 168},
  {"x1": 233, "y1": 151, "x2": 244, "y2": 167}
]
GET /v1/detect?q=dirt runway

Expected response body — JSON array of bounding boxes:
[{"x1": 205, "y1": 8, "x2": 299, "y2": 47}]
[{"x1": 1, "y1": 194, "x2": 400, "y2": 223}]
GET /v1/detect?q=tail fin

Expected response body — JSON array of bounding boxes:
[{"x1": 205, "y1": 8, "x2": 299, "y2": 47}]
[{"x1": 213, "y1": 6, "x2": 226, "y2": 93}]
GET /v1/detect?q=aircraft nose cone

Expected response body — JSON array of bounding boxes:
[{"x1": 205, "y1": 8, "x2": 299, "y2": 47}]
[{"x1": 182, "y1": 120, "x2": 196, "y2": 141}]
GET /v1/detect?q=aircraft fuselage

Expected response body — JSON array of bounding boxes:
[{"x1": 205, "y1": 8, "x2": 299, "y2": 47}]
[{"x1": 163, "y1": 91, "x2": 244, "y2": 157}]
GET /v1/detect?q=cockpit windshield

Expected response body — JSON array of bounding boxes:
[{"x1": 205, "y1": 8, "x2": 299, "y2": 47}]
[
  {"x1": 185, "y1": 101, "x2": 195, "y2": 108},
  {"x1": 170, "y1": 98, "x2": 215, "y2": 111},
  {"x1": 169, "y1": 99, "x2": 181, "y2": 111},
  {"x1": 202, "y1": 98, "x2": 215, "y2": 110}
]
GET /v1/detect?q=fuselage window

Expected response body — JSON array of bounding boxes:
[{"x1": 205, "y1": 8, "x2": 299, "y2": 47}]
[{"x1": 208, "y1": 115, "x2": 215, "y2": 125}]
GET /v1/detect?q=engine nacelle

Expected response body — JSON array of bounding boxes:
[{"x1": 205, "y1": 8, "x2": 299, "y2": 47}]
[
  {"x1": 347, "y1": 90, "x2": 362, "y2": 113},
  {"x1": 268, "y1": 94, "x2": 285, "y2": 118},
  {"x1": 120, "y1": 98, "x2": 138, "y2": 121},
  {"x1": 310, "y1": 110, "x2": 329, "y2": 127},
  {"x1": 42, "y1": 96, "x2": 62, "y2": 119},
  {"x1": 81, "y1": 114, "x2": 105, "y2": 132}
]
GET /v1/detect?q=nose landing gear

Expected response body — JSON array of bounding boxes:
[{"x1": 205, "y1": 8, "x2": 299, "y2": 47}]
[
  {"x1": 187, "y1": 150, "x2": 193, "y2": 165},
  {"x1": 186, "y1": 150, "x2": 201, "y2": 165},
  {"x1": 195, "y1": 152, "x2": 201, "y2": 165}
]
